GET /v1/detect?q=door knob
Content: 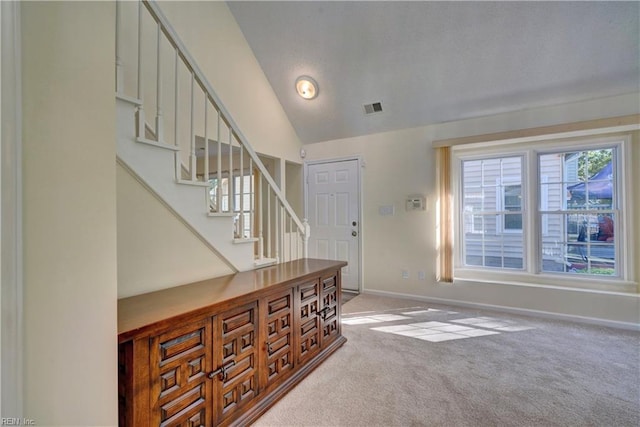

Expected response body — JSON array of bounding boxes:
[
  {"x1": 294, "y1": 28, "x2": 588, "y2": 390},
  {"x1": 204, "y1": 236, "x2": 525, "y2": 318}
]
[{"x1": 352, "y1": 230, "x2": 357, "y2": 237}]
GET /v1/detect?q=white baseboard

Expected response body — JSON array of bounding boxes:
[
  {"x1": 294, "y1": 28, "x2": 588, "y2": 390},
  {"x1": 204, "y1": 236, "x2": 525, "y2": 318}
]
[{"x1": 362, "y1": 289, "x2": 640, "y2": 331}]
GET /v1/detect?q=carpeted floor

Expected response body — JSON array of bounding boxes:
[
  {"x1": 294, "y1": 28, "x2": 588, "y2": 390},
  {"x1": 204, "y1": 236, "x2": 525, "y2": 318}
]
[{"x1": 253, "y1": 293, "x2": 640, "y2": 427}]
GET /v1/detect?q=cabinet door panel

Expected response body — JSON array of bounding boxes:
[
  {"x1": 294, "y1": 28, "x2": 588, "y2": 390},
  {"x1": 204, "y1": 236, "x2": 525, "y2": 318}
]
[
  {"x1": 263, "y1": 288, "x2": 294, "y2": 388},
  {"x1": 150, "y1": 318, "x2": 212, "y2": 427},
  {"x1": 297, "y1": 280, "x2": 321, "y2": 364},
  {"x1": 321, "y1": 273, "x2": 340, "y2": 346},
  {"x1": 214, "y1": 301, "x2": 259, "y2": 424}
]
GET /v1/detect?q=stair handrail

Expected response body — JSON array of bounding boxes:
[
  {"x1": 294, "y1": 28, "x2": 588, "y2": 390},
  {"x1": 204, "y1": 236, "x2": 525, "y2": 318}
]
[{"x1": 138, "y1": 0, "x2": 307, "y2": 236}]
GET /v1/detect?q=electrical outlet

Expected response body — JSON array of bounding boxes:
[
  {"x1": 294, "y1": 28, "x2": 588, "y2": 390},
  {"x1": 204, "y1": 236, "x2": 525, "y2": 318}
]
[
  {"x1": 418, "y1": 271, "x2": 426, "y2": 280},
  {"x1": 402, "y1": 270, "x2": 409, "y2": 279}
]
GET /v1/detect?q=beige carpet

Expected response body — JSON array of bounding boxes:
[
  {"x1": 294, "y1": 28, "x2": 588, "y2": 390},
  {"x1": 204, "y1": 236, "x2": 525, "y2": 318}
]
[{"x1": 253, "y1": 293, "x2": 640, "y2": 427}]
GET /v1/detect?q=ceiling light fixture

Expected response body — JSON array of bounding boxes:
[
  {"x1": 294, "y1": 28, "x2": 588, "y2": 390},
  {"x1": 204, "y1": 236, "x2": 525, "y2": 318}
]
[{"x1": 295, "y1": 76, "x2": 318, "y2": 100}]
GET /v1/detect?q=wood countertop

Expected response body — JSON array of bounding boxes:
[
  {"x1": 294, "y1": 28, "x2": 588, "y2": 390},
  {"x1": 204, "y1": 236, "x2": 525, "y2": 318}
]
[{"x1": 118, "y1": 258, "x2": 347, "y2": 342}]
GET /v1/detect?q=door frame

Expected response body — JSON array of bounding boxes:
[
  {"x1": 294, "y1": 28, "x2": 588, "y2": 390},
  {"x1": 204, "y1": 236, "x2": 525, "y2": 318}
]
[{"x1": 304, "y1": 156, "x2": 363, "y2": 293}]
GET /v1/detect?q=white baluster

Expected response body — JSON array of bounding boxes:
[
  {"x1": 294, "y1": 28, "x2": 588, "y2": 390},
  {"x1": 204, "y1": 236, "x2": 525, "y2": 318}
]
[
  {"x1": 267, "y1": 186, "x2": 271, "y2": 258},
  {"x1": 155, "y1": 21, "x2": 164, "y2": 143},
  {"x1": 239, "y1": 146, "x2": 244, "y2": 238},
  {"x1": 115, "y1": 0, "x2": 123, "y2": 93},
  {"x1": 136, "y1": 0, "x2": 145, "y2": 138},
  {"x1": 204, "y1": 97, "x2": 209, "y2": 184},
  {"x1": 249, "y1": 157, "x2": 253, "y2": 239},
  {"x1": 189, "y1": 72, "x2": 196, "y2": 181},
  {"x1": 274, "y1": 198, "x2": 279, "y2": 262},
  {"x1": 173, "y1": 48, "x2": 180, "y2": 180},
  {"x1": 229, "y1": 128, "x2": 234, "y2": 213},
  {"x1": 258, "y1": 173, "x2": 264, "y2": 259},
  {"x1": 216, "y1": 111, "x2": 221, "y2": 211}
]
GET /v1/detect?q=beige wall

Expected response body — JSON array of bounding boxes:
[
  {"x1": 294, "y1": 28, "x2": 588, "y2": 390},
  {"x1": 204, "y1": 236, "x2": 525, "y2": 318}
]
[
  {"x1": 22, "y1": 2, "x2": 118, "y2": 425},
  {"x1": 117, "y1": 163, "x2": 234, "y2": 298},
  {"x1": 305, "y1": 96, "x2": 640, "y2": 327},
  {"x1": 285, "y1": 161, "x2": 304, "y2": 218},
  {"x1": 157, "y1": 1, "x2": 303, "y2": 163}
]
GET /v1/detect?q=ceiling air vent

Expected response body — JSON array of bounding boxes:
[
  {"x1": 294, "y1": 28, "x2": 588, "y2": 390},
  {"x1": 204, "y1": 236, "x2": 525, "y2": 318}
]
[{"x1": 363, "y1": 101, "x2": 383, "y2": 115}]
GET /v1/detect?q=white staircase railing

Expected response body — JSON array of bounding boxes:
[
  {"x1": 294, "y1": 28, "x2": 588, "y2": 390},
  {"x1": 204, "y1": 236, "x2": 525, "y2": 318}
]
[{"x1": 115, "y1": 0, "x2": 309, "y2": 265}]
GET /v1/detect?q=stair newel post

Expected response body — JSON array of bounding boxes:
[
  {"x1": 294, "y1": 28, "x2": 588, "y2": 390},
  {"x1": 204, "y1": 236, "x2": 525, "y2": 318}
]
[
  {"x1": 302, "y1": 219, "x2": 310, "y2": 259},
  {"x1": 278, "y1": 206, "x2": 287, "y2": 261},
  {"x1": 136, "y1": 0, "x2": 146, "y2": 139},
  {"x1": 115, "y1": 0, "x2": 123, "y2": 93},
  {"x1": 155, "y1": 21, "x2": 164, "y2": 143},
  {"x1": 173, "y1": 48, "x2": 180, "y2": 180},
  {"x1": 257, "y1": 171, "x2": 264, "y2": 260},
  {"x1": 289, "y1": 216, "x2": 293, "y2": 261},
  {"x1": 189, "y1": 72, "x2": 196, "y2": 181},
  {"x1": 204, "y1": 97, "x2": 209, "y2": 184},
  {"x1": 295, "y1": 219, "x2": 302, "y2": 259}
]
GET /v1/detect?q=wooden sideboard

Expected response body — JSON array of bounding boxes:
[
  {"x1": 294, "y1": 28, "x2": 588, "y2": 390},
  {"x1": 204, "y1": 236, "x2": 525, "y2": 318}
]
[{"x1": 118, "y1": 258, "x2": 348, "y2": 426}]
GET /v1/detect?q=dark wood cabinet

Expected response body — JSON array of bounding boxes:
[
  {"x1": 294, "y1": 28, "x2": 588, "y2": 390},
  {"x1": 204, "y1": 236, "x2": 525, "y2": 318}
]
[
  {"x1": 261, "y1": 287, "x2": 295, "y2": 390},
  {"x1": 213, "y1": 301, "x2": 260, "y2": 424},
  {"x1": 118, "y1": 259, "x2": 347, "y2": 427},
  {"x1": 150, "y1": 318, "x2": 212, "y2": 426}
]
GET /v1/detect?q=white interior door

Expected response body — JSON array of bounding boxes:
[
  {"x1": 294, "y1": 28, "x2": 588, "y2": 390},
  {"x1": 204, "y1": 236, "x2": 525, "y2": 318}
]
[{"x1": 306, "y1": 159, "x2": 360, "y2": 291}]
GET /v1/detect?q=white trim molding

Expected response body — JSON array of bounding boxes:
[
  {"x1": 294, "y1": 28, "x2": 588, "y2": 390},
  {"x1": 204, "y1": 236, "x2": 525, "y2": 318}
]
[{"x1": 1, "y1": 0, "x2": 24, "y2": 417}]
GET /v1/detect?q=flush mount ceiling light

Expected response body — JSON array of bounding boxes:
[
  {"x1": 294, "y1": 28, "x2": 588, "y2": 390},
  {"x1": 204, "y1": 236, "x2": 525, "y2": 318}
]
[{"x1": 295, "y1": 76, "x2": 318, "y2": 100}]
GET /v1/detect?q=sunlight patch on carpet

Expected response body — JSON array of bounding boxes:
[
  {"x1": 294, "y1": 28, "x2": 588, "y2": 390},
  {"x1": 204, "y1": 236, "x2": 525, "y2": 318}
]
[
  {"x1": 342, "y1": 314, "x2": 411, "y2": 325},
  {"x1": 343, "y1": 307, "x2": 535, "y2": 343}
]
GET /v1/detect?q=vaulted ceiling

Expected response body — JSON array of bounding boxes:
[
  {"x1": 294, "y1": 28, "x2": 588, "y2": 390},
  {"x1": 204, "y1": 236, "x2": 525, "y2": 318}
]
[{"x1": 228, "y1": 1, "x2": 639, "y2": 144}]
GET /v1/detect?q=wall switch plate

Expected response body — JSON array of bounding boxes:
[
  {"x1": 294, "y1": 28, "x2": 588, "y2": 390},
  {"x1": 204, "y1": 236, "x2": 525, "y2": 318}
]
[
  {"x1": 402, "y1": 270, "x2": 409, "y2": 279},
  {"x1": 378, "y1": 205, "x2": 395, "y2": 216},
  {"x1": 418, "y1": 271, "x2": 426, "y2": 280}
]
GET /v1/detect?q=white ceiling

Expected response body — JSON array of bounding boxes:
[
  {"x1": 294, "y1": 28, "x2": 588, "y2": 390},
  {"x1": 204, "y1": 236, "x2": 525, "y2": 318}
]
[{"x1": 227, "y1": 1, "x2": 639, "y2": 144}]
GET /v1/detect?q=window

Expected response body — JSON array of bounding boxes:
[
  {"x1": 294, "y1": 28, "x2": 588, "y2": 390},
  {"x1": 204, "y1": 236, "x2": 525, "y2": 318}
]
[
  {"x1": 503, "y1": 185, "x2": 523, "y2": 230},
  {"x1": 457, "y1": 138, "x2": 628, "y2": 282},
  {"x1": 461, "y1": 156, "x2": 524, "y2": 269},
  {"x1": 209, "y1": 170, "x2": 254, "y2": 239},
  {"x1": 540, "y1": 148, "x2": 616, "y2": 276}
]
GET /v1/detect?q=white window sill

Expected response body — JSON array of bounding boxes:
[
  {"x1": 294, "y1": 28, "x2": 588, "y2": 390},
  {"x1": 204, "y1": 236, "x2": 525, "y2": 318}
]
[{"x1": 454, "y1": 268, "x2": 638, "y2": 295}]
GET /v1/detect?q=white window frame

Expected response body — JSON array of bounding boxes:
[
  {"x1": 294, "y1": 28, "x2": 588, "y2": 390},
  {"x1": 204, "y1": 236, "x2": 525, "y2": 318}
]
[
  {"x1": 452, "y1": 135, "x2": 634, "y2": 292},
  {"x1": 460, "y1": 154, "x2": 527, "y2": 270}
]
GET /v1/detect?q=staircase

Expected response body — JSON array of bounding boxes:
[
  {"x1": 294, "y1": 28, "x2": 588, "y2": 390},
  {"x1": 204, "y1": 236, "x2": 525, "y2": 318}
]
[{"x1": 115, "y1": 0, "x2": 309, "y2": 272}]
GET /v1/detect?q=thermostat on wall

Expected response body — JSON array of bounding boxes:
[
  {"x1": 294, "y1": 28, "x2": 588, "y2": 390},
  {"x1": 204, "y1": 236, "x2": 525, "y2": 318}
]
[{"x1": 406, "y1": 195, "x2": 426, "y2": 211}]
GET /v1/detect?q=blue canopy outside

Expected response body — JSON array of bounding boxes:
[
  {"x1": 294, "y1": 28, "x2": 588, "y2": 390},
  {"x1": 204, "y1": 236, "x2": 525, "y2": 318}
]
[{"x1": 567, "y1": 161, "x2": 613, "y2": 200}]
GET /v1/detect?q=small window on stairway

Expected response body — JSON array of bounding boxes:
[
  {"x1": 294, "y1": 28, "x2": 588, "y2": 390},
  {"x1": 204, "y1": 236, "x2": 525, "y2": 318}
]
[
  {"x1": 209, "y1": 170, "x2": 254, "y2": 239},
  {"x1": 233, "y1": 173, "x2": 254, "y2": 239}
]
